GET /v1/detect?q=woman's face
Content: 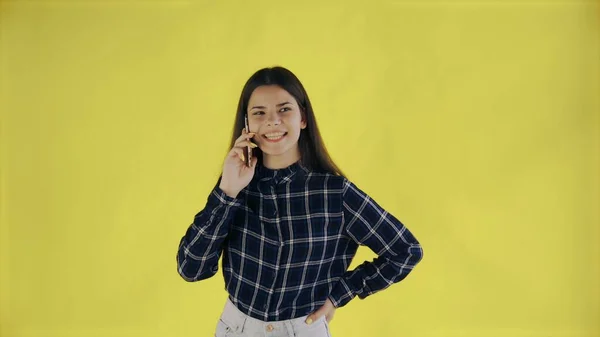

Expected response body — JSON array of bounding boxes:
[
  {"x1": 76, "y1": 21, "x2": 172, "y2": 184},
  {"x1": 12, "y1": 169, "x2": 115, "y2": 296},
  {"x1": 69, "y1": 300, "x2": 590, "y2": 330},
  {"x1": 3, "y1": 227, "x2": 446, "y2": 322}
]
[{"x1": 247, "y1": 85, "x2": 307, "y2": 159}]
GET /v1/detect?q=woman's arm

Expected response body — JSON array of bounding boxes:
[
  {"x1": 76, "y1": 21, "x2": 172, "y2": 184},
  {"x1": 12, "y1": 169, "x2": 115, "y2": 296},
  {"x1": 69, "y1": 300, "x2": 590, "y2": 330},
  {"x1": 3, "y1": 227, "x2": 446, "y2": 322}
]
[
  {"x1": 328, "y1": 179, "x2": 424, "y2": 308},
  {"x1": 176, "y1": 181, "x2": 241, "y2": 282}
]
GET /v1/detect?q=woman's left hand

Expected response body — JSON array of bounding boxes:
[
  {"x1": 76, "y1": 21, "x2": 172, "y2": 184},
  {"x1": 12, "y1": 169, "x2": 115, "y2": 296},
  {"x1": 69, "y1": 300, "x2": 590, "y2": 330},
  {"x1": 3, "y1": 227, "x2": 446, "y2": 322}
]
[{"x1": 305, "y1": 298, "x2": 336, "y2": 324}]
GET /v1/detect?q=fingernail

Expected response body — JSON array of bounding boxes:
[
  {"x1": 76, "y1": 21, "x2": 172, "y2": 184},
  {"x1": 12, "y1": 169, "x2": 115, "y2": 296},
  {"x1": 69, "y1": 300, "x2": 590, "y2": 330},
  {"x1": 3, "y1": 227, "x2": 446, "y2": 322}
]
[
  {"x1": 249, "y1": 143, "x2": 257, "y2": 148},
  {"x1": 240, "y1": 154, "x2": 245, "y2": 161},
  {"x1": 305, "y1": 318, "x2": 313, "y2": 325}
]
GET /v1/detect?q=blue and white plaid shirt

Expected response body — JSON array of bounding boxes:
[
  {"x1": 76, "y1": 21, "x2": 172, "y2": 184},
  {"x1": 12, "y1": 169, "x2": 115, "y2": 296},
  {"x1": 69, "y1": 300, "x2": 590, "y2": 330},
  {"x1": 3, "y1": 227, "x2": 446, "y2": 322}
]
[{"x1": 176, "y1": 161, "x2": 423, "y2": 321}]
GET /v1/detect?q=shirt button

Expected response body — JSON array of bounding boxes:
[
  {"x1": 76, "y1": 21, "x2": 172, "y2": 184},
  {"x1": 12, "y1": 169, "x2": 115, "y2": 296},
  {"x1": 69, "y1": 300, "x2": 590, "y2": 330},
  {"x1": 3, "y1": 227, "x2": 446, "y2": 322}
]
[{"x1": 266, "y1": 324, "x2": 274, "y2": 332}]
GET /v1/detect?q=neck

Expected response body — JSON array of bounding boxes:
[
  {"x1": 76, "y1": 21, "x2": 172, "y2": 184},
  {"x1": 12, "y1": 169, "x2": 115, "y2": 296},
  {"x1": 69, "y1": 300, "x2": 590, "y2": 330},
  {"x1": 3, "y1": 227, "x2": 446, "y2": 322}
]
[{"x1": 262, "y1": 147, "x2": 301, "y2": 169}]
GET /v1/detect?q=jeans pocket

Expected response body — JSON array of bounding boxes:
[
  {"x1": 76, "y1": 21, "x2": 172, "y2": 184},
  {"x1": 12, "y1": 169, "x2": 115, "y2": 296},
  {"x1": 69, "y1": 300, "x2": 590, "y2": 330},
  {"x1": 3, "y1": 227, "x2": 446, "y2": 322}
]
[
  {"x1": 295, "y1": 316, "x2": 331, "y2": 337},
  {"x1": 215, "y1": 319, "x2": 233, "y2": 337},
  {"x1": 323, "y1": 318, "x2": 332, "y2": 337}
]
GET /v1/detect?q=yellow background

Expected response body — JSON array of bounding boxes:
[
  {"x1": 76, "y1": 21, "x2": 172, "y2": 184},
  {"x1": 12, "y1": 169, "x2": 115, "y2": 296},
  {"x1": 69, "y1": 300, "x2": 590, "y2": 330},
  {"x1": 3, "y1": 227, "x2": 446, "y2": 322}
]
[{"x1": 1, "y1": 1, "x2": 598, "y2": 336}]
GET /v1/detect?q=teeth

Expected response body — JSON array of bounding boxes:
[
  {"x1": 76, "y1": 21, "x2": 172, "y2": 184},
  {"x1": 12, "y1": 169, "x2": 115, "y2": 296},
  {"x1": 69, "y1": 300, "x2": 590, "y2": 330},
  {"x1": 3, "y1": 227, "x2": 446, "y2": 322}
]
[{"x1": 265, "y1": 132, "x2": 285, "y2": 139}]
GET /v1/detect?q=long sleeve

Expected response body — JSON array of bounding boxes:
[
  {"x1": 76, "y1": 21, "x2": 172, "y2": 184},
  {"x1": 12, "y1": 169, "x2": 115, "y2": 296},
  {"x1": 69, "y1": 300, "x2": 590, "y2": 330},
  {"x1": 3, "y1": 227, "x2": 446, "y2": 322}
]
[
  {"x1": 176, "y1": 185, "x2": 241, "y2": 282},
  {"x1": 328, "y1": 179, "x2": 424, "y2": 308}
]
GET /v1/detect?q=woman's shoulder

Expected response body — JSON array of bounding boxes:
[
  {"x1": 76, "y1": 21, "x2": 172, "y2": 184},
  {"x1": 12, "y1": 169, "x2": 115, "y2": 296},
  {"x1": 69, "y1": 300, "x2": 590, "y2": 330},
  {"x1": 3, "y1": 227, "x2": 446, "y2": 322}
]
[{"x1": 302, "y1": 170, "x2": 348, "y2": 189}]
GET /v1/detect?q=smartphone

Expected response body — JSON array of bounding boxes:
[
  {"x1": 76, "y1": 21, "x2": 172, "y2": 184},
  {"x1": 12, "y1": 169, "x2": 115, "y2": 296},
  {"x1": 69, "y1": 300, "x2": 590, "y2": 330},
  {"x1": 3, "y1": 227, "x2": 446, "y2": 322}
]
[{"x1": 244, "y1": 114, "x2": 252, "y2": 167}]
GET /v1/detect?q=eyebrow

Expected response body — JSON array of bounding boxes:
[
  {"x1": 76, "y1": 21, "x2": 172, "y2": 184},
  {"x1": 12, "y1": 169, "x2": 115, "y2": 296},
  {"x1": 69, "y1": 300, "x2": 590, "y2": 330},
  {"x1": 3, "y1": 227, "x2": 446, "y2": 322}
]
[{"x1": 250, "y1": 102, "x2": 292, "y2": 110}]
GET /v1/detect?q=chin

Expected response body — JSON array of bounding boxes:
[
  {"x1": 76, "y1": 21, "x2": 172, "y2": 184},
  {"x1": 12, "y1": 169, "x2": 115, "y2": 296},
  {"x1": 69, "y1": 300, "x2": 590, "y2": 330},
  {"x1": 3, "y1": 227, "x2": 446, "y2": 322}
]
[
  {"x1": 260, "y1": 143, "x2": 295, "y2": 156},
  {"x1": 261, "y1": 149, "x2": 288, "y2": 156}
]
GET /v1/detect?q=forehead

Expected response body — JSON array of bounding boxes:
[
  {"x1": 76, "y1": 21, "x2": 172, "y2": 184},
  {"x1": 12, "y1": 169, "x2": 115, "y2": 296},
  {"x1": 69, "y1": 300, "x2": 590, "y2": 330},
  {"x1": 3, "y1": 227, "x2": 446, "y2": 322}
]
[{"x1": 248, "y1": 85, "x2": 296, "y2": 105}]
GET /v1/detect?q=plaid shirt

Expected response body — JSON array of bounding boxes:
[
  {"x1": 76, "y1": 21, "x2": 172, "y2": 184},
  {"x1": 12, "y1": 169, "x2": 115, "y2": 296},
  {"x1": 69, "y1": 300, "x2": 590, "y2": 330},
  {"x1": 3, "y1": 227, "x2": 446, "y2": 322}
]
[{"x1": 176, "y1": 161, "x2": 423, "y2": 321}]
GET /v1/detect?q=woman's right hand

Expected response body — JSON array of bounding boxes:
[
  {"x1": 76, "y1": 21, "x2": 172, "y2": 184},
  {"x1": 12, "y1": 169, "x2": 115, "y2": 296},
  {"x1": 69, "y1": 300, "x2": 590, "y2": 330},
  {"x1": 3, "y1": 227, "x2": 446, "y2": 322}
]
[{"x1": 219, "y1": 128, "x2": 258, "y2": 198}]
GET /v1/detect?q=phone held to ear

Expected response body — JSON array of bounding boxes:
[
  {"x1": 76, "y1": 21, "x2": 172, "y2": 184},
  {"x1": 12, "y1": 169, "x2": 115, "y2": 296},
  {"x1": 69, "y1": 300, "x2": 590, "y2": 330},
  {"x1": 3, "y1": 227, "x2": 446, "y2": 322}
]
[{"x1": 244, "y1": 114, "x2": 252, "y2": 167}]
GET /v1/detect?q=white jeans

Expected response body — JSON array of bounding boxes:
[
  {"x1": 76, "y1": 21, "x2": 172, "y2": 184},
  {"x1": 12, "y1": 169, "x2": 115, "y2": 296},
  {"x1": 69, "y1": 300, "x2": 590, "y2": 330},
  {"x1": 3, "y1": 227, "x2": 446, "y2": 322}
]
[{"x1": 215, "y1": 298, "x2": 332, "y2": 337}]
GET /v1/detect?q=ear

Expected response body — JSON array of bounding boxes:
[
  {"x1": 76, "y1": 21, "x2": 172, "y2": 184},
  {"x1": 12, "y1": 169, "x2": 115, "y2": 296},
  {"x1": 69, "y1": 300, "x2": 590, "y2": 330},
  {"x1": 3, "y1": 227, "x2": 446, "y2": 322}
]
[
  {"x1": 300, "y1": 111, "x2": 307, "y2": 129},
  {"x1": 300, "y1": 119, "x2": 307, "y2": 129}
]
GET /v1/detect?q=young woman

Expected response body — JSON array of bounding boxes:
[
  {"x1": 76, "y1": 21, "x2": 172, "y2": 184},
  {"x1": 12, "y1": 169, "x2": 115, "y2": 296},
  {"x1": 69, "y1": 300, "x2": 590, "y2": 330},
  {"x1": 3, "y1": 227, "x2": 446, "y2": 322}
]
[{"x1": 176, "y1": 66, "x2": 424, "y2": 337}]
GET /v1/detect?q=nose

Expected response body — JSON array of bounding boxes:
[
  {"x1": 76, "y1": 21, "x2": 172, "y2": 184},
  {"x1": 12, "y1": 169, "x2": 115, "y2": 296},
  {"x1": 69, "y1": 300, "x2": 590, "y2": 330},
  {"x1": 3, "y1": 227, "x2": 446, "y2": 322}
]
[{"x1": 266, "y1": 112, "x2": 281, "y2": 126}]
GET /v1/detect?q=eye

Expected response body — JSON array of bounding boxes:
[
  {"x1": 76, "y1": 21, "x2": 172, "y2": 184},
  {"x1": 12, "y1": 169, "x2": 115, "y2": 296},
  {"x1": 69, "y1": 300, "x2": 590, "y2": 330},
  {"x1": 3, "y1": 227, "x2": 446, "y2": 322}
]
[
  {"x1": 279, "y1": 107, "x2": 291, "y2": 112},
  {"x1": 252, "y1": 111, "x2": 265, "y2": 116}
]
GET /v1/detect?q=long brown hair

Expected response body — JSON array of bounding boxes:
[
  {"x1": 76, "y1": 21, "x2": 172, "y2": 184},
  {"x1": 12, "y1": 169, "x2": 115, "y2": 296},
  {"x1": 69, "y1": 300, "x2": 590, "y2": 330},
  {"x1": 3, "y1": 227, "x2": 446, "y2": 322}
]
[{"x1": 228, "y1": 66, "x2": 345, "y2": 178}]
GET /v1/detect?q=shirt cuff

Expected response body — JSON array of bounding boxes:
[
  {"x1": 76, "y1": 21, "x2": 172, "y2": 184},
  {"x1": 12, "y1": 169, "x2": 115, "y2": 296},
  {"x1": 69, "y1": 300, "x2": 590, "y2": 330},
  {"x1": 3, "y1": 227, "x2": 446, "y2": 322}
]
[
  {"x1": 327, "y1": 278, "x2": 356, "y2": 308},
  {"x1": 208, "y1": 186, "x2": 242, "y2": 210}
]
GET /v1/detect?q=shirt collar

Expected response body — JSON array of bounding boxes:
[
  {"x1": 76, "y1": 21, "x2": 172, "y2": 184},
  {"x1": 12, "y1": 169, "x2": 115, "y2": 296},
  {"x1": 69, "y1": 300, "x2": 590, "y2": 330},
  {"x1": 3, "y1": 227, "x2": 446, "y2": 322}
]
[{"x1": 256, "y1": 160, "x2": 307, "y2": 184}]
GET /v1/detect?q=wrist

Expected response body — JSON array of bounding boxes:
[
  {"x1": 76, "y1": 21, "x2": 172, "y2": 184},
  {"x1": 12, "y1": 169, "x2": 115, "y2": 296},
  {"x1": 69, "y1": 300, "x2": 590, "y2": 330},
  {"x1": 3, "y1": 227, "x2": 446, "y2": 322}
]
[{"x1": 218, "y1": 183, "x2": 239, "y2": 198}]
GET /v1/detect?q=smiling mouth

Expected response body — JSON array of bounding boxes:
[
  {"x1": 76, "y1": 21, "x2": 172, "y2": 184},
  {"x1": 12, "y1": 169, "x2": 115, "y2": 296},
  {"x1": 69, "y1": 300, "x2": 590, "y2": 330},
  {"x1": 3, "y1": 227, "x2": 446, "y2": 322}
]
[{"x1": 263, "y1": 132, "x2": 287, "y2": 142}]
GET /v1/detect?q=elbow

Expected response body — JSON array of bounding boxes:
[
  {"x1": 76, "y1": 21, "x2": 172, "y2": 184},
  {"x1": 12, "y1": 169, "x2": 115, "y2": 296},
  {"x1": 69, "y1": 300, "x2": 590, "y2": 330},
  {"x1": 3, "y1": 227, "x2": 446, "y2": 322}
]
[
  {"x1": 178, "y1": 270, "x2": 217, "y2": 282},
  {"x1": 411, "y1": 244, "x2": 424, "y2": 265},
  {"x1": 391, "y1": 244, "x2": 423, "y2": 270},
  {"x1": 176, "y1": 258, "x2": 219, "y2": 282}
]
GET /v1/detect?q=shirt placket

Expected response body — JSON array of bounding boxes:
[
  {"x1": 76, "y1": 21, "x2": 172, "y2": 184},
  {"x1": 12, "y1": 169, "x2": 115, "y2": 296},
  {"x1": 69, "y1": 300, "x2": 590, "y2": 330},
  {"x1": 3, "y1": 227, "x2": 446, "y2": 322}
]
[{"x1": 264, "y1": 182, "x2": 285, "y2": 319}]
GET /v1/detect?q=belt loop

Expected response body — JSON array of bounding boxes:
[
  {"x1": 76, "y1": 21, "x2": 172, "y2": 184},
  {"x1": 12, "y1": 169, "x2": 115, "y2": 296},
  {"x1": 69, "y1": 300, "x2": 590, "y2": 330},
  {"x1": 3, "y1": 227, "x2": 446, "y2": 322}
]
[
  {"x1": 240, "y1": 316, "x2": 247, "y2": 333},
  {"x1": 285, "y1": 321, "x2": 296, "y2": 337}
]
